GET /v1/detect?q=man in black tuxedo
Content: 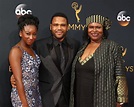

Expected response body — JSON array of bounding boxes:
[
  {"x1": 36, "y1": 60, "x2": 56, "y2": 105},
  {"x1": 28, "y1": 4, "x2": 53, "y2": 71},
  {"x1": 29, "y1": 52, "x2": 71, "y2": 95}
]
[
  {"x1": 33, "y1": 12, "x2": 80, "y2": 107},
  {"x1": 11, "y1": 12, "x2": 80, "y2": 107}
]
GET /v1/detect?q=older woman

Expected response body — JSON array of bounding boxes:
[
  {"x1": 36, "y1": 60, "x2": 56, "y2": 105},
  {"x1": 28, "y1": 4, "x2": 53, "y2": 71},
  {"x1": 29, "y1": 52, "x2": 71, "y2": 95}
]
[{"x1": 70, "y1": 15, "x2": 128, "y2": 107}]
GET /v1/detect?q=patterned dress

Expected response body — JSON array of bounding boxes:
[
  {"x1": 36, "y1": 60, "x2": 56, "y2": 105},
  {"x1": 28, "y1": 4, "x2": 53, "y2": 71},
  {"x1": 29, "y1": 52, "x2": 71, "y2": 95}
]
[{"x1": 11, "y1": 47, "x2": 42, "y2": 107}]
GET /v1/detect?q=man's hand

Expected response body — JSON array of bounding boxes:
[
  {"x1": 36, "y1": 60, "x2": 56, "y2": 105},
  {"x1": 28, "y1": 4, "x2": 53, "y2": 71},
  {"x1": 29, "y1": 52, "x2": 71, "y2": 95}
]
[{"x1": 10, "y1": 75, "x2": 16, "y2": 88}]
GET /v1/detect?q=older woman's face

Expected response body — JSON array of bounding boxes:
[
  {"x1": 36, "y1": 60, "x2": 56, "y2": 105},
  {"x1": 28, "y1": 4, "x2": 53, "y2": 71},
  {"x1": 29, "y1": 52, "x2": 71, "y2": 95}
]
[{"x1": 88, "y1": 22, "x2": 103, "y2": 42}]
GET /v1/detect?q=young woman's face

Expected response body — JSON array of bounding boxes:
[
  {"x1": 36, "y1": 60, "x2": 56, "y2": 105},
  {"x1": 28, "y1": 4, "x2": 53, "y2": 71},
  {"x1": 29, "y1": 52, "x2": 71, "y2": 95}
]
[
  {"x1": 88, "y1": 22, "x2": 103, "y2": 42},
  {"x1": 20, "y1": 25, "x2": 37, "y2": 46}
]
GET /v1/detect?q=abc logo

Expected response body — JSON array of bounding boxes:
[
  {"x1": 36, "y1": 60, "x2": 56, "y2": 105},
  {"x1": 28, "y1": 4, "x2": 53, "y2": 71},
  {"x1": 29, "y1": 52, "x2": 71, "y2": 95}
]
[
  {"x1": 117, "y1": 11, "x2": 130, "y2": 26},
  {"x1": 15, "y1": 4, "x2": 32, "y2": 17},
  {"x1": 15, "y1": 8, "x2": 32, "y2": 15}
]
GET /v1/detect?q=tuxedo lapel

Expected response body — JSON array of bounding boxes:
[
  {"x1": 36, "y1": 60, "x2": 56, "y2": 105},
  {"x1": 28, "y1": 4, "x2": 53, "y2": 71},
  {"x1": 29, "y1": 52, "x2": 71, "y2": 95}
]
[
  {"x1": 40, "y1": 55, "x2": 61, "y2": 81},
  {"x1": 40, "y1": 55, "x2": 63, "y2": 105}
]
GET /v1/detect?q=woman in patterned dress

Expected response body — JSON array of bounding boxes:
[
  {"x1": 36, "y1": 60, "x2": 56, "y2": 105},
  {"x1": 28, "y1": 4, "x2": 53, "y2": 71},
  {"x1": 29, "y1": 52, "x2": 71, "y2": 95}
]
[{"x1": 9, "y1": 14, "x2": 42, "y2": 107}]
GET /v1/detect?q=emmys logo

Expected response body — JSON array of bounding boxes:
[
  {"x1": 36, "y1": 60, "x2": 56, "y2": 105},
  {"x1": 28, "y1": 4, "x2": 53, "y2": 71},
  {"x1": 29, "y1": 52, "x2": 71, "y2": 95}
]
[
  {"x1": 71, "y1": 2, "x2": 82, "y2": 23},
  {"x1": 125, "y1": 66, "x2": 134, "y2": 72},
  {"x1": 121, "y1": 46, "x2": 127, "y2": 63},
  {"x1": 120, "y1": 46, "x2": 134, "y2": 72},
  {"x1": 117, "y1": 11, "x2": 130, "y2": 26},
  {"x1": 69, "y1": 2, "x2": 86, "y2": 31},
  {"x1": 121, "y1": 46, "x2": 127, "y2": 57},
  {"x1": 120, "y1": 46, "x2": 133, "y2": 72},
  {"x1": 15, "y1": 4, "x2": 32, "y2": 18}
]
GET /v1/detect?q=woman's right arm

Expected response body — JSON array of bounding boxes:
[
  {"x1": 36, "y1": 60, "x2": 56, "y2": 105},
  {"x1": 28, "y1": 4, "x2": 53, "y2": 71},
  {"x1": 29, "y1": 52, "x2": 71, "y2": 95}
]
[{"x1": 9, "y1": 47, "x2": 29, "y2": 107}]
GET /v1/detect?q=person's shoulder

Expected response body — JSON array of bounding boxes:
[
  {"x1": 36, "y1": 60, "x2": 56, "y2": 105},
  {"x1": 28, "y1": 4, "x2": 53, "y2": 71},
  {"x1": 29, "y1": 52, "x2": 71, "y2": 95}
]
[
  {"x1": 104, "y1": 39, "x2": 119, "y2": 46},
  {"x1": 9, "y1": 45, "x2": 22, "y2": 57},
  {"x1": 10, "y1": 45, "x2": 21, "y2": 52},
  {"x1": 66, "y1": 37, "x2": 80, "y2": 49},
  {"x1": 36, "y1": 37, "x2": 50, "y2": 42},
  {"x1": 104, "y1": 39, "x2": 121, "y2": 50},
  {"x1": 35, "y1": 36, "x2": 51, "y2": 44},
  {"x1": 66, "y1": 37, "x2": 80, "y2": 44}
]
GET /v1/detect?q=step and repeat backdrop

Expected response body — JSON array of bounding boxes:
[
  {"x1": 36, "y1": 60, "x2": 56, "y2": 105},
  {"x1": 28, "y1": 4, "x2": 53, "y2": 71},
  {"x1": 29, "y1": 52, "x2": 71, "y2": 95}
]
[{"x1": 0, "y1": 0, "x2": 133, "y2": 106}]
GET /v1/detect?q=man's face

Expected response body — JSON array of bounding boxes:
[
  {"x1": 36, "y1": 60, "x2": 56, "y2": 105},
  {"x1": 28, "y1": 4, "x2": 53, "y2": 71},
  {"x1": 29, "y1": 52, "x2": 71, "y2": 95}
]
[{"x1": 50, "y1": 16, "x2": 68, "y2": 42}]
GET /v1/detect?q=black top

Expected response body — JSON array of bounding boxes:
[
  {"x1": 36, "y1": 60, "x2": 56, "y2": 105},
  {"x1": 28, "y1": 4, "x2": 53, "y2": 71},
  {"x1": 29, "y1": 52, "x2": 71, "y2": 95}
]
[
  {"x1": 52, "y1": 38, "x2": 69, "y2": 70},
  {"x1": 52, "y1": 38, "x2": 69, "y2": 107},
  {"x1": 74, "y1": 57, "x2": 95, "y2": 107}
]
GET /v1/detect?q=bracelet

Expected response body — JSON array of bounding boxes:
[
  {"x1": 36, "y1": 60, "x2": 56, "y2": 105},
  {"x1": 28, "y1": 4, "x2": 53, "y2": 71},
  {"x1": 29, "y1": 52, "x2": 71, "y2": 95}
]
[{"x1": 120, "y1": 103, "x2": 124, "y2": 105}]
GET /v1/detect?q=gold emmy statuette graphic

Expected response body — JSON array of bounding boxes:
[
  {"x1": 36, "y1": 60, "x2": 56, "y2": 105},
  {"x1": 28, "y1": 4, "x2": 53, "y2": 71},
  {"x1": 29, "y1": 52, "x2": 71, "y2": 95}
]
[
  {"x1": 72, "y1": 2, "x2": 82, "y2": 23},
  {"x1": 121, "y1": 46, "x2": 127, "y2": 63},
  {"x1": 121, "y1": 46, "x2": 127, "y2": 57}
]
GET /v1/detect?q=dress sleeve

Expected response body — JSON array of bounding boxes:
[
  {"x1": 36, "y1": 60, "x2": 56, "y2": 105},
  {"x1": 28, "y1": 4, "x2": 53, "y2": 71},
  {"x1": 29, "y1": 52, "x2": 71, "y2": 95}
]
[
  {"x1": 113, "y1": 44, "x2": 128, "y2": 103},
  {"x1": 116, "y1": 76, "x2": 128, "y2": 103}
]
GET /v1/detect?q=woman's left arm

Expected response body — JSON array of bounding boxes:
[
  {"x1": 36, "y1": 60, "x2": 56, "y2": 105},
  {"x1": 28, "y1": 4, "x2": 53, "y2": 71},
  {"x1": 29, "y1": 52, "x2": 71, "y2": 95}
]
[{"x1": 113, "y1": 44, "x2": 128, "y2": 105}]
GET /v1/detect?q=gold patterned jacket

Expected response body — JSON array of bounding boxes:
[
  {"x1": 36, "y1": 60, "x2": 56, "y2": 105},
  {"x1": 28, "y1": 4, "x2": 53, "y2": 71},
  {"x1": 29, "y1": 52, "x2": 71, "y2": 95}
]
[{"x1": 69, "y1": 39, "x2": 128, "y2": 107}]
